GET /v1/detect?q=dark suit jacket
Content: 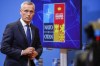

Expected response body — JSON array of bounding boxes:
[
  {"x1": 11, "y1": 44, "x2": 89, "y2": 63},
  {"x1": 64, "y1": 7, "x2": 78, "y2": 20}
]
[{"x1": 1, "y1": 20, "x2": 43, "y2": 66}]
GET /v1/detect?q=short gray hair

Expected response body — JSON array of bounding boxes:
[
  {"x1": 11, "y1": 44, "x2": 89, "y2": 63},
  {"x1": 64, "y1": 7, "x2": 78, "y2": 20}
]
[{"x1": 21, "y1": 1, "x2": 35, "y2": 9}]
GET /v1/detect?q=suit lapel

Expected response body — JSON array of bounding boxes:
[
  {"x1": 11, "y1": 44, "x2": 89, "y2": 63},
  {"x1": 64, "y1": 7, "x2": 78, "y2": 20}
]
[
  {"x1": 17, "y1": 21, "x2": 28, "y2": 47},
  {"x1": 30, "y1": 24, "x2": 35, "y2": 45},
  {"x1": 17, "y1": 21, "x2": 35, "y2": 47}
]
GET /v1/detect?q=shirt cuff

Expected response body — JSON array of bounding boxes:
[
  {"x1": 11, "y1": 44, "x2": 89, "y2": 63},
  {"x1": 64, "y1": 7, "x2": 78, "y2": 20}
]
[{"x1": 21, "y1": 50, "x2": 23, "y2": 55}]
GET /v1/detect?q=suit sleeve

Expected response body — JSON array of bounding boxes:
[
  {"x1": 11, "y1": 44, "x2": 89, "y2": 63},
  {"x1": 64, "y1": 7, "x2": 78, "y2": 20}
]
[
  {"x1": 34, "y1": 28, "x2": 43, "y2": 60},
  {"x1": 1, "y1": 24, "x2": 22, "y2": 60}
]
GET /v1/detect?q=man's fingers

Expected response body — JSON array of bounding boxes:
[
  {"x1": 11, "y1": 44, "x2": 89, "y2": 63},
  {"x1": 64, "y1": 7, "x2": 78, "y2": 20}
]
[
  {"x1": 28, "y1": 51, "x2": 38, "y2": 60},
  {"x1": 28, "y1": 47, "x2": 35, "y2": 51},
  {"x1": 22, "y1": 47, "x2": 35, "y2": 55}
]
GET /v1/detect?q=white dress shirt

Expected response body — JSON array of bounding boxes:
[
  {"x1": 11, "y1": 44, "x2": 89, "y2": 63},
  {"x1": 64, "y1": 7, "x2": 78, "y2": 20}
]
[{"x1": 20, "y1": 18, "x2": 32, "y2": 39}]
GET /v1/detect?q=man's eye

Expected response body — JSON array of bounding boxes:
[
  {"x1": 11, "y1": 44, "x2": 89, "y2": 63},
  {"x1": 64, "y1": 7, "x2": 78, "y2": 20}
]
[
  {"x1": 30, "y1": 11, "x2": 34, "y2": 13},
  {"x1": 24, "y1": 10, "x2": 28, "y2": 12},
  {"x1": 24, "y1": 10, "x2": 34, "y2": 13}
]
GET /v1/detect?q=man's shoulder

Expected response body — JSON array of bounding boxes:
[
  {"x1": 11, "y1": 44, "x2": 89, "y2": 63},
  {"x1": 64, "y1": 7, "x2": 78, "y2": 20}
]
[
  {"x1": 31, "y1": 24, "x2": 39, "y2": 30},
  {"x1": 6, "y1": 20, "x2": 20, "y2": 28}
]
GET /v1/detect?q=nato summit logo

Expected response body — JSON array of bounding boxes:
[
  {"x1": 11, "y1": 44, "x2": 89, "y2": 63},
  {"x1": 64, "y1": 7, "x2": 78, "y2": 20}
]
[{"x1": 43, "y1": 3, "x2": 65, "y2": 42}]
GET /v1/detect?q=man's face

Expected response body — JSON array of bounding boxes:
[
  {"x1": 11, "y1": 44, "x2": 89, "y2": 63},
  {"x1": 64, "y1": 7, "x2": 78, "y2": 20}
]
[{"x1": 20, "y1": 4, "x2": 35, "y2": 24}]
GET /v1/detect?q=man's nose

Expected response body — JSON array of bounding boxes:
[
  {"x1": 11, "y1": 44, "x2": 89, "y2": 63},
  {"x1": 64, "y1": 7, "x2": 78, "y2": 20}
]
[{"x1": 27, "y1": 12, "x2": 31, "y2": 15}]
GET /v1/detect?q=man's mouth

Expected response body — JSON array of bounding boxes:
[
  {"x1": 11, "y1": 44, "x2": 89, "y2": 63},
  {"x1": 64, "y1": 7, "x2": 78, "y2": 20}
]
[{"x1": 26, "y1": 17, "x2": 30, "y2": 20}]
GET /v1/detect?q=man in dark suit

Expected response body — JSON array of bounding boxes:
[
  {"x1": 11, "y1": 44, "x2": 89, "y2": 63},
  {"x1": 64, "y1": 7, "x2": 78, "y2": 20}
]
[{"x1": 1, "y1": 1, "x2": 43, "y2": 66}]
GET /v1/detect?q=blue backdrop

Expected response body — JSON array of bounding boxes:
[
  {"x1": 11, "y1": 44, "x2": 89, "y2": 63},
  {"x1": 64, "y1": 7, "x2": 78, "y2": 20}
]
[{"x1": 31, "y1": 0, "x2": 81, "y2": 49}]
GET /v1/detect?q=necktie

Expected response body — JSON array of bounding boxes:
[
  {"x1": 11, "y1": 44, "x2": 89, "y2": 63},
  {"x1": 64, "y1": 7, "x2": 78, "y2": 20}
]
[{"x1": 26, "y1": 25, "x2": 31, "y2": 46}]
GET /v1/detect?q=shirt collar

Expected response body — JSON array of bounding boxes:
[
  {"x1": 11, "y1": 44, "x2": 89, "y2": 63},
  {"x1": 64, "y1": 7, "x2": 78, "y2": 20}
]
[{"x1": 20, "y1": 18, "x2": 31, "y2": 27}]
